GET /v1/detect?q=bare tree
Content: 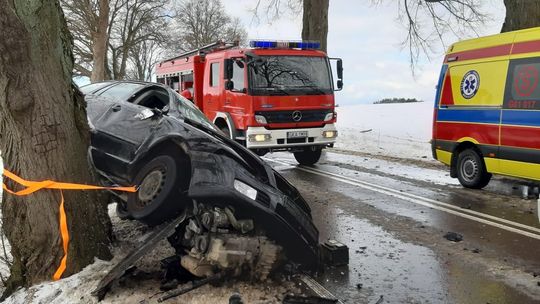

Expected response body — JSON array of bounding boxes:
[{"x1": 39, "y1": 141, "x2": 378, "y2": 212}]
[
  {"x1": 302, "y1": 0, "x2": 329, "y2": 52},
  {"x1": 62, "y1": 0, "x2": 111, "y2": 80},
  {"x1": 501, "y1": 0, "x2": 540, "y2": 32},
  {"x1": 0, "y1": 0, "x2": 111, "y2": 297},
  {"x1": 62, "y1": 0, "x2": 170, "y2": 80},
  {"x1": 388, "y1": 0, "x2": 488, "y2": 71},
  {"x1": 171, "y1": 0, "x2": 248, "y2": 52},
  {"x1": 127, "y1": 39, "x2": 164, "y2": 81},
  {"x1": 108, "y1": 0, "x2": 170, "y2": 80}
]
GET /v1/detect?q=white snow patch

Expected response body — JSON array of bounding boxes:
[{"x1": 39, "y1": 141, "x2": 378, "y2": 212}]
[
  {"x1": 323, "y1": 152, "x2": 459, "y2": 186},
  {"x1": 335, "y1": 102, "x2": 434, "y2": 161}
]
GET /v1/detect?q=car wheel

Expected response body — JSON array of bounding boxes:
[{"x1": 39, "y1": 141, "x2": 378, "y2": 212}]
[
  {"x1": 456, "y1": 148, "x2": 491, "y2": 189},
  {"x1": 293, "y1": 149, "x2": 322, "y2": 166},
  {"x1": 127, "y1": 154, "x2": 184, "y2": 225}
]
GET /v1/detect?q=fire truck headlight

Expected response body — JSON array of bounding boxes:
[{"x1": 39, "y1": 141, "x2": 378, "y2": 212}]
[
  {"x1": 322, "y1": 130, "x2": 337, "y2": 138},
  {"x1": 324, "y1": 112, "x2": 335, "y2": 122},
  {"x1": 249, "y1": 134, "x2": 272, "y2": 142},
  {"x1": 255, "y1": 115, "x2": 267, "y2": 124}
]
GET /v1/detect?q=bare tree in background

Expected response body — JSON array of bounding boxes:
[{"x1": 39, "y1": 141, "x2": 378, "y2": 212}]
[
  {"x1": 127, "y1": 39, "x2": 164, "y2": 81},
  {"x1": 62, "y1": 0, "x2": 111, "y2": 80},
  {"x1": 63, "y1": 0, "x2": 170, "y2": 81},
  {"x1": 390, "y1": 0, "x2": 488, "y2": 72},
  {"x1": 108, "y1": 0, "x2": 169, "y2": 80},
  {"x1": 171, "y1": 0, "x2": 248, "y2": 52}
]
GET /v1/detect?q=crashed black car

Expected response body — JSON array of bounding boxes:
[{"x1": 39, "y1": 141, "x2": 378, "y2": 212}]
[{"x1": 81, "y1": 81, "x2": 319, "y2": 278}]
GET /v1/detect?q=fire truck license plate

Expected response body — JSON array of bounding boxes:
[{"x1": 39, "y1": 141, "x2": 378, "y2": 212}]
[{"x1": 287, "y1": 131, "x2": 308, "y2": 138}]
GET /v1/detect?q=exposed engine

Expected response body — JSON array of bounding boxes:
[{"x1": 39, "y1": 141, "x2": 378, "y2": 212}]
[{"x1": 168, "y1": 203, "x2": 283, "y2": 280}]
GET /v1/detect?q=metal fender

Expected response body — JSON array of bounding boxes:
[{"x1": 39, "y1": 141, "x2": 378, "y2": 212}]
[{"x1": 213, "y1": 112, "x2": 238, "y2": 138}]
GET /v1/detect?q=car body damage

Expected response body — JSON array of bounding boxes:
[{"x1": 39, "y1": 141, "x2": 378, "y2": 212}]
[{"x1": 82, "y1": 81, "x2": 320, "y2": 285}]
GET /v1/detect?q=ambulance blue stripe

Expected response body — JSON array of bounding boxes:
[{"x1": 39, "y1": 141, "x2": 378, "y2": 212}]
[
  {"x1": 436, "y1": 108, "x2": 501, "y2": 124},
  {"x1": 434, "y1": 65, "x2": 447, "y2": 108},
  {"x1": 502, "y1": 110, "x2": 540, "y2": 127}
]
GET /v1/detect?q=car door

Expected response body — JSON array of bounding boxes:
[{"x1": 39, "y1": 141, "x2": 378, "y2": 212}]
[{"x1": 91, "y1": 84, "x2": 163, "y2": 165}]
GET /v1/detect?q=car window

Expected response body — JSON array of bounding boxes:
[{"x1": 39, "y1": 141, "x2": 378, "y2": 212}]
[
  {"x1": 173, "y1": 92, "x2": 216, "y2": 130},
  {"x1": 79, "y1": 82, "x2": 113, "y2": 94},
  {"x1": 99, "y1": 83, "x2": 145, "y2": 101},
  {"x1": 210, "y1": 62, "x2": 220, "y2": 87}
]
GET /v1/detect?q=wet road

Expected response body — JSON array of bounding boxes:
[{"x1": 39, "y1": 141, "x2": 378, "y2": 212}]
[{"x1": 265, "y1": 151, "x2": 540, "y2": 304}]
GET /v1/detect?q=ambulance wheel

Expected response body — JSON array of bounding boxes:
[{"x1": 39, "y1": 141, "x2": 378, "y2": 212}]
[
  {"x1": 294, "y1": 149, "x2": 322, "y2": 166},
  {"x1": 127, "y1": 154, "x2": 183, "y2": 226},
  {"x1": 456, "y1": 149, "x2": 492, "y2": 189}
]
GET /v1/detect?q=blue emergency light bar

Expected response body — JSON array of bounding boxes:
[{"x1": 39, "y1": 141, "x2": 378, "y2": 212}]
[{"x1": 249, "y1": 40, "x2": 321, "y2": 50}]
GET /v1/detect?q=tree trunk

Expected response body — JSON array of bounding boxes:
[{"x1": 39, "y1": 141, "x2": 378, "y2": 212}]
[
  {"x1": 302, "y1": 0, "x2": 329, "y2": 53},
  {"x1": 501, "y1": 0, "x2": 540, "y2": 32},
  {"x1": 0, "y1": 0, "x2": 112, "y2": 297},
  {"x1": 91, "y1": 0, "x2": 110, "y2": 82}
]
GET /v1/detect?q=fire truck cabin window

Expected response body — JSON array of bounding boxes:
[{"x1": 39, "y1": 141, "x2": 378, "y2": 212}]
[
  {"x1": 210, "y1": 62, "x2": 220, "y2": 87},
  {"x1": 232, "y1": 60, "x2": 245, "y2": 91}
]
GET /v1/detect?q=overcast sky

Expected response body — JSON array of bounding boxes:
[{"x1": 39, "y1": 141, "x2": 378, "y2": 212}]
[{"x1": 224, "y1": 1, "x2": 507, "y2": 105}]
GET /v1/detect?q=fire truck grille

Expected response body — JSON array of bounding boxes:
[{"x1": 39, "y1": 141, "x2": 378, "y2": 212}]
[{"x1": 255, "y1": 110, "x2": 331, "y2": 123}]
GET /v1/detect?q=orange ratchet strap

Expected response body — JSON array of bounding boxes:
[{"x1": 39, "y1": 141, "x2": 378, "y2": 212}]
[{"x1": 1, "y1": 169, "x2": 136, "y2": 281}]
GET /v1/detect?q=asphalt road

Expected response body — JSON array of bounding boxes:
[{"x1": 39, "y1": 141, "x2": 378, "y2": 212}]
[{"x1": 265, "y1": 150, "x2": 540, "y2": 304}]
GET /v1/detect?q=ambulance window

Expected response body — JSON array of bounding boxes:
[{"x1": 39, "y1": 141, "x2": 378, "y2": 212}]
[
  {"x1": 504, "y1": 58, "x2": 540, "y2": 110},
  {"x1": 210, "y1": 62, "x2": 220, "y2": 87},
  {"x1": 232, "y1": 60, "x2": 245, "y2": 91}
]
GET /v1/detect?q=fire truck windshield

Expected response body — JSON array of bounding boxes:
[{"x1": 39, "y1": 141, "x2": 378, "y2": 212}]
[{"x1": 249, "y1": 56, "x2": 333, "y2": 96}]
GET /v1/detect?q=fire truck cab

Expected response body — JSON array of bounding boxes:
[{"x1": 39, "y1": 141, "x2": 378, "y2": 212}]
[{"x1": 156, "y1": 40, "x2": 343, "y2": 165}]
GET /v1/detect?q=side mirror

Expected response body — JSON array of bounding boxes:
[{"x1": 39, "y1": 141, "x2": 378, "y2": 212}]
[
  {"x1": 330, "y1": 57, "x2": 344, "y2": 91},
  {"x1": 225, "y1": 80, "x2": 234, "y2": 91},
  {"x1": 337, "y1": 59, "x2": 343, "y2": 80},
  {"x1": 224, "y1": 58, "x2": 233, "y2": 80}
]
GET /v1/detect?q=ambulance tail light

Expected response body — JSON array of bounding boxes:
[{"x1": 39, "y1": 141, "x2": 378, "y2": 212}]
[{"x1": 249, "y1": 40, "x2": 321, "y2": 50}]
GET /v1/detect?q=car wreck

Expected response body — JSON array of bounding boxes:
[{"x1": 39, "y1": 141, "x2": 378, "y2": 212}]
[{"x1": 81, "y1": 81, "x2": 323, "y2": 295}]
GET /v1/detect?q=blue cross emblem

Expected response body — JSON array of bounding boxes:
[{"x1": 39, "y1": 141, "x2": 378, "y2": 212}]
[{"x1": 461, "y1": 70, "x2": 480, "y2": 99}]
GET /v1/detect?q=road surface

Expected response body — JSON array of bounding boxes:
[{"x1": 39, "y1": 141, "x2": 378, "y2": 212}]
[{"x1": 265, "y1": 150, "x2": 540, "y2": 304}]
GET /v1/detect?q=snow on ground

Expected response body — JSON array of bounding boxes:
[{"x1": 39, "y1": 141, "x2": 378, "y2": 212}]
[
  {"x1": 335, "y1": 102, "x2": 434, "y2": 161},
  {"x1": 323, "y1": 152, "x2": 459, "y2": 186}
]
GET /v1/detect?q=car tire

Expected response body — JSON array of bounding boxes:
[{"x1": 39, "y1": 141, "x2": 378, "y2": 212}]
[
  {"x1": 294, "y1": 149, "x2": 322, "y2": 166},
  {"x1": 456, "y1": 148, "x2": 492, "y2": 189},
  {"x1": 127, "y1": 154, "x2": 184, "y2": 226}
]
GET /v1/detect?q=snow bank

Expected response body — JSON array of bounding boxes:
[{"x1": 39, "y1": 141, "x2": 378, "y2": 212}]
[{"x1": 335, "y1": 102, "x2": 434, "y2": 161}]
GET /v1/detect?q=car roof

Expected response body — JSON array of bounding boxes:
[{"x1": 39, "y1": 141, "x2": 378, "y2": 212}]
[{"x1": 81, "y1": 80, "x2": 168, "y2": 94}]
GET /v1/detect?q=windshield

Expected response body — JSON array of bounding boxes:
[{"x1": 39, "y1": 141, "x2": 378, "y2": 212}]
[
  {"x1": 249, "y1": 55, "x2": 333, "y2": 96},
  {"x1": 173, "y1": 92, "x2": 216, "y2": 130}
]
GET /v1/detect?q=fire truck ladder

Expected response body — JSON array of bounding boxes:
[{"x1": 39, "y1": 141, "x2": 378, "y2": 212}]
[{"x1": 162, "y1": 40, "x2": 239, "y2": 63}]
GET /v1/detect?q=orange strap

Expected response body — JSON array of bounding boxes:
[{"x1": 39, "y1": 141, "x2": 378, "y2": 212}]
[{"x1": 1, "y1": 169, "x2": 136, "y2": 281}]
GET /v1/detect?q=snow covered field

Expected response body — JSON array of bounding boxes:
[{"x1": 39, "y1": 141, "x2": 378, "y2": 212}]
[{"x1": 335, "y1": 101, "x2": 434, "y2": 161}]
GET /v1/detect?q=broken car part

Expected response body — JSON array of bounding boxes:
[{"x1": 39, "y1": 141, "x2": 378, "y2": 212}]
[
  {"x1": 83, "y1": 81, "x2": 320, "y2": 273},
  {"x1": 168, "y1": 204, "x2": 282, "y2": 280},
  {"x1": 320, "y1": 240, "x2": 349, "y2": 267},
  {"x1": 92, "y1": 213, "x2": 186, "y2": 300}
]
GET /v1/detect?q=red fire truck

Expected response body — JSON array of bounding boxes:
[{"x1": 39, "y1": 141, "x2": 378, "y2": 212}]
[{"x1": 155, "y1": 40, "x2": 343, "y2": 165}]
